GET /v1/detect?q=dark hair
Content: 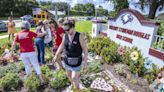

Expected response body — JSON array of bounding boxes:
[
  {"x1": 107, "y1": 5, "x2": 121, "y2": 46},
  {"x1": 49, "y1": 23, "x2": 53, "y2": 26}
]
[
  {"x1": 63, "y1": 19, "x2": 75, "y2": 28},
  {"x1": 58, "y1": 18, "x2": 64, "y2": 24},
  {"x1": 49, "y1": 19, "x2": 58, "y2": 31},
  {"x1": 38, "y1": 20, "x2": 43, "y2": 26}
]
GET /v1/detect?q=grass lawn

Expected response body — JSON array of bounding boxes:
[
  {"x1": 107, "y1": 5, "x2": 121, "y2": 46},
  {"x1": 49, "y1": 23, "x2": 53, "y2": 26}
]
[
  {"x1": 75, "y1": 21, "x2": 92, "y2": 33},
  {"x1": 0, "y1": 38, "x2": 8, "y2": 46},
  {"x1": 0, "y1": 17, "x2": 20, "y2": 20},
  {"x1": 0, "y1": 27, "x2": 36, "y2": 36},
  {"x1": 0, "y1": 21, "x2": 92, "y2": 45}
]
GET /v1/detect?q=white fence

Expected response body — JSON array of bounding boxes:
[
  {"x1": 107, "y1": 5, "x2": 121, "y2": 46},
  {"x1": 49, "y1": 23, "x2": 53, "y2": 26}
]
[{"x1": 153, "y1": 35, "x2": 164, "y2": 52}]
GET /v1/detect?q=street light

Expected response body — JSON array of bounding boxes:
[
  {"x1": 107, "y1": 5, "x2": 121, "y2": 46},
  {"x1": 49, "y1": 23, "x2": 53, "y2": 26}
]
[
  {"x1": 67, "y1": 4, "x2": 70, "y2": 19},
  {"x1": 55, "y1": 5, "x2": 58, "y2": 21}
]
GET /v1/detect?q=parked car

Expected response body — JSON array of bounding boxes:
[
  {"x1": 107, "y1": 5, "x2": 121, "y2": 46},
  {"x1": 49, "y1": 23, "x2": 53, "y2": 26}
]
[
  {"x1": 0, "y1": 20, "x2": 7, "y2": 32},
  {"x1": 20, "y1": 15, "x2": 36, "y2": 27},
  {"x1": 20, "y1": 15, "x2": 32, "y2": 20}
]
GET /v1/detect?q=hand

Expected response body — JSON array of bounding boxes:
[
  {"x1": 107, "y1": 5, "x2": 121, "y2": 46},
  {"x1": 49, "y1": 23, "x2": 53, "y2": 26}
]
[
  {"x1": 82, "y1": 61, "x2": 88, "y2": 68},
  {"x1": 53, "y1": 56, "x2": 57, "y2": 64}
]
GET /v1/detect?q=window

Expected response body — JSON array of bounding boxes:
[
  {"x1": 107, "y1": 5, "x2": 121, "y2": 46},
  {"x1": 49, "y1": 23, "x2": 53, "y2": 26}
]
[
  {"x1": 38, "y1": 15, "x2": 41, "y2": 18},
  {"x1": 33, "y1": 15, "x2": 36, "y2": 18},
  {"x1": 42, "y1": 15, "x2": 45, "y2": 18}
]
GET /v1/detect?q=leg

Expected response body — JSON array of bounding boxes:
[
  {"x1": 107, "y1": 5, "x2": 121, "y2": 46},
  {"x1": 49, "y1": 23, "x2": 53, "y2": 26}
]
[
  {"x1": 8, "y1": 34, "x2": 11, "y2": 40},
  {"x1": 40, "y1": 39, "x2": 45, "y2": 64},
  {"x1": 48, "y1": 41, "x2": 54, "y2": 53},
  {"x1": 66, "y1": 70, "x2": 73, "y2": 84},
  {"x1": 29, "y1": 52, "x2": 43, "y2": 82},
  {"x1": 12, "y1": 33, "x2": 14, "y2": 40},
  {"x1": 20, "y1": 53, "x2": 31, "y2": 75},
  {"x1": 36, "y1": 42, "x2": 41, "y2": 64},
  {"x1": 72, "y1": 71, "x2": 80, "y2": 89}
]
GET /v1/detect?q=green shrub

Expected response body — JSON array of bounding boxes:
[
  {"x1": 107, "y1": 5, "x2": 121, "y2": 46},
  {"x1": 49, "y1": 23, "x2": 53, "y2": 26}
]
[
  {"x1": 121, "y1": 47, "x2": 131, "y2": 65},
  {"x1": 88, "y1": 37, "x2": 120, "y2": 64},
  {"x1": 100, "y1": 42, "x2": 119, "y2": 64},
  {"x1": 24, "y1": 73, "x2": 41, "y2": 92},
  {"x1": 158, "y1": 21, "x2": 164, "y2": 36},
  {"x1": 49, "y1": 70, "x2": 70, "y2": 89},
  {"x1": 82, "y1": 88, "x2": 92, "y2": 92},
  {"x1": 152, "y1": 40, "x2": 164, "y2": 51},
  {"x1": 0, "y1": 73, "x2": 20, "y2": 91},
  {"x1": 81, "y1": 60, "x2": 103, "y2": 75},
  {"x1": 144, "y1": 64, "x2": 159, "y2": 84},
  {"x1": 41, "y1": 65, "x2": 51, "y2": 75},
  {"x1": 45, "y1": 47, "x2": 54, "y2": 63},
  {"x1": 88, "y1": 37, "x2": 111, "y2": 54},
  {"x1": 100, "y1": 47, "x2": 112, "y2": 64},
  {"x1": 0, "y1": 63, "x2": 19, "y2": 78},
  {"x1": 41, "y1": 65, "x2": 53, "y2": 80},
  {"x1": 18, "y1": 61, "x2": 25, "y2": 72},
  {"x1": 128, "y1": 47, "x2": 147, "y2": 77}
]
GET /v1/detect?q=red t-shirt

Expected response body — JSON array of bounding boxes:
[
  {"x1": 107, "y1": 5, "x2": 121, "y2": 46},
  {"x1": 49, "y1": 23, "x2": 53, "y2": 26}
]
[
  {"x1": 15, "y1": 30, "x2": 37, "y2": 53},
  {"x1": 55, "y1": 27, "x2": 64, "y2": 48}
]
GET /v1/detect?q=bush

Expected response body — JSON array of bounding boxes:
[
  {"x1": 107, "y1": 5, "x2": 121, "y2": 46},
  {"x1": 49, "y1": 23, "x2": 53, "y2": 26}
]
[
  {"x1": 41, "y1": 65, "x2": 51, "y2": 75},
  {"x1": 144, "y1": 64, "x2": 159, "y2": 84},
  {"x1": 81, "y1": 60, "x2": 103, "y2": 75},
  {"x1": 0, "y1": 73, "x2": 20, "y2": 91},
  {"x1": 100, "y1": 47, "x2": 112, "y2": 64},
  {"x1": 127, "y1": 47, "x2": 147, "y2": 77},
  {"x1": 88, "y1": 37, "x2": 120, "y2": 64},
  {"x1": 0, "y1": 63, "x2": 19, "y2": 78},
  {"x1": 100, "y1": 42, "x2": 120, "y2": 64},
  {"x1": 41, "y1": 65, "x2": 53, "y2": 81},
  {"x1": 88, "y1": 37, "x2": 111, "y2": 55},
  {"x1": 45, "y1": 47, "x2": 54, "y2": 63},
  {"x1": 24, "y1": 73, "x2": 41, "y2": 92},
  {"x1": 49, "y1": 70, "x2": 70, "y2": 89},
  {"x1": 18, "y1": 61, "x2": 25, "y2": 72},
  {"x1": 158, "y1": 21, "x2": 164, "y2": 36}
]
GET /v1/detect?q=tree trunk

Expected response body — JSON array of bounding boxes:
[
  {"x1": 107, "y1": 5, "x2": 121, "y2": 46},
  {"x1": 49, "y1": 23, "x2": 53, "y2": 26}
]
[{"x1": 148, "y1": 0, "x2": 158, "y2": 19}]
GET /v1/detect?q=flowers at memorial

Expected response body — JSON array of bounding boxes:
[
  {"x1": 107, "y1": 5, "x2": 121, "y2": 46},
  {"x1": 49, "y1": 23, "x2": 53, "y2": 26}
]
[
  {"x1": 91, "y1": 77, "x2": 113, "y2": 92},
  {"x1": 117, "y1": 46, "x2": 126, "y2": 55},
  {"x1": 130, "y1": 51, "x2": 139, "y2": 61},
  {"x1": 144, "y1": 59, "x2": 153, "y2": 70}
]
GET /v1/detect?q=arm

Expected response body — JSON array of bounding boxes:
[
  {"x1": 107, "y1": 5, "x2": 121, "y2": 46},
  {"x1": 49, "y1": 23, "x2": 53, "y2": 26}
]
[
  {"x1": 13, "y1": 22, "x2": 15, "y2": 26},
  {"x1": 11, "y1": 39, "x2": 17, "y2": 53},
  {"x1": 35, "y1": 27, "x2": 47, "y2": 38},
  {"x1": 53, "y1": 35, "x2": 65, "y2": 62},
  {"x1": 37, "y1": 32, "x2": 46, "y2": 37},
  {"x1": 60, "y1": 33, "x2": 64, "y2": 38},
  {"x1": 11, "y1": 34, "x2": 19, "y2": 51},
  {"x1": 80, "y1": 34, "x2": 88, "y2": 63},
  {"x1": 6, "y1": 22, "x2": 8, "y2": 27}
]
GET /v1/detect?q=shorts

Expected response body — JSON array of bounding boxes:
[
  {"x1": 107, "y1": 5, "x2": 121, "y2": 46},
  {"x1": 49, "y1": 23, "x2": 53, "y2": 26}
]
[{"x1": 62, "y1": 61, "x2": 81, "y2": 72}]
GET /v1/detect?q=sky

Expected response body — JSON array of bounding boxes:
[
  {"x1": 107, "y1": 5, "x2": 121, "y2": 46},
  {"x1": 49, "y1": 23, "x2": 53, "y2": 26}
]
[{"x1": 36, "y1": 0, "x2": 164, "y2": 16}]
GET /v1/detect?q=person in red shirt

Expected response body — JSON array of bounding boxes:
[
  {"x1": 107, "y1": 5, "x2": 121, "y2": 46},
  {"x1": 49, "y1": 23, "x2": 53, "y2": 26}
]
[
  {"x1": 12, "y1": 21, "x2": 45, "y2": 81},
  {"x1": 50, "y1": 19, "x2": 64, "y2": 69}
]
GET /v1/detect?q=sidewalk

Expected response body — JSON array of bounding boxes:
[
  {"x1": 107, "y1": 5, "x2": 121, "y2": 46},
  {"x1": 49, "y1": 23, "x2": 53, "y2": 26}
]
[
  {"x1": 0, "y1": 34, "x2": 16, "y2": 39},
  {"x1": 0, "y1": 35, "x2": 8, "y2": 39}
]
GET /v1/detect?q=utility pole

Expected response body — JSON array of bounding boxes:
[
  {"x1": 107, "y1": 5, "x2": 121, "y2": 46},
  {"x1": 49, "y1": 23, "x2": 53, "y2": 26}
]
[
  {"x1": 95, "y1": 7, "x2": 97, "y2": 19},
  {"x1": 55, "y1": 5, "x2": 58, "y2": 21},
  {"x1": 67, "y1": 5, "x2": 70, "y2": 19}
]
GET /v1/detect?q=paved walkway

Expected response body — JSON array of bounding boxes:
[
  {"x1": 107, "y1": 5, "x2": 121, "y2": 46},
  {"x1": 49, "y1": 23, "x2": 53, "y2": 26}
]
[
  {"x1": 0, "y1": 35, "x2": 8, "y2": 39},
  {"x1": 0, "y1": 34, "x2": 17, "y2": 39}
]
